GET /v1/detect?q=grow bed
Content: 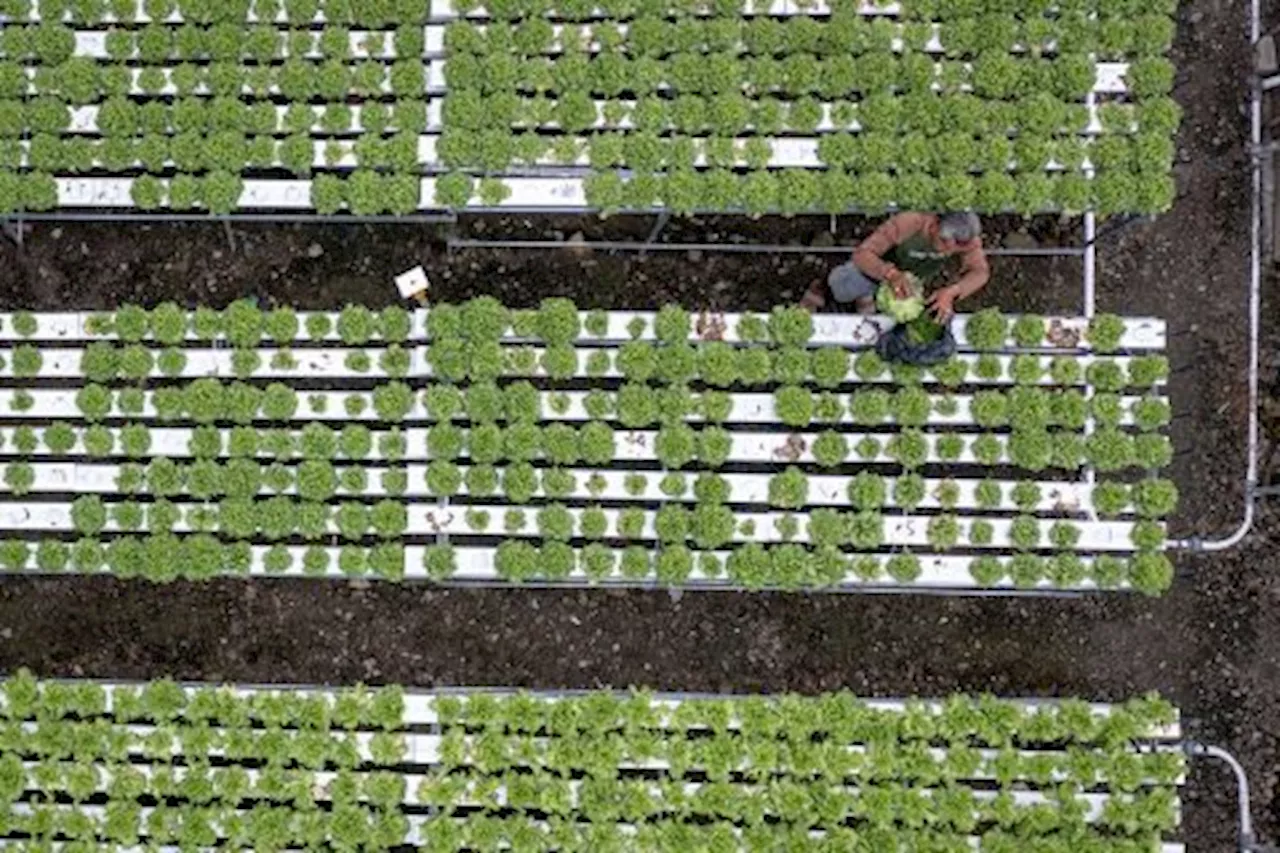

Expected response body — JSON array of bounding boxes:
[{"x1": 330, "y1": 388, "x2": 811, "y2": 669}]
[
  {"x1": 0, "y1": 298, "x2": 1174, "y2": 592},
  {"x1": 0, "y1": 0, "x2": 1179, "y2": 215},
  {"x1": 0, "y1": 672, "x2": 1189, "y2": 850}
]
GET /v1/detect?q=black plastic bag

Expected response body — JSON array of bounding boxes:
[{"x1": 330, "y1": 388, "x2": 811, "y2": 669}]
[{"x1": 876, "y1": 315, "x2": 957, "y2": 366}]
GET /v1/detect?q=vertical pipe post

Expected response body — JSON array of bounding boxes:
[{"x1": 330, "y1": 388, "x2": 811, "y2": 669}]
[{"x1": 1082, "y1": 211, "x2": 1097, "y2": 318}]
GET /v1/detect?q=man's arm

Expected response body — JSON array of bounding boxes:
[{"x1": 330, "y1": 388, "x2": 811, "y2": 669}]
[
  {"x1": 949, "y1": 242, "x2": 990, "y2": 299},
  {"x1": 852, "y1": 212, "x2": 930, "y2": 280},
  {"x1": 927, "y1": 242, "x2": 989, "y2": 322}
]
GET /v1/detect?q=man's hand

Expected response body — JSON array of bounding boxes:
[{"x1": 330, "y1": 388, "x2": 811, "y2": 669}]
[
  {"x1": 927, "y1": 286, "x2": 959, "y2": 322},
  {"x1": 886, "y1": 268, "x2": 911, "y2": 298}
]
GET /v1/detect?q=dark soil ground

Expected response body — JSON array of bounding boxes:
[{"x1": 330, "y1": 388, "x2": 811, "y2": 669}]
[{"x1": 0, "y1": 1, "x2": 1272, "y2": 850}]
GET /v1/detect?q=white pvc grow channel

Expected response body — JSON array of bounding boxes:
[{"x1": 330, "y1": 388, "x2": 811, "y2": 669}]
[
  {"x1": 0, "y1": 309, "x2": 1161, "y2": 349},
  {"x1": 0, "y1": 0, "x2": 1165, "y2": 218},
  {"x1": 6, "y1": 463, "x2": 1123, "y2": 516},
  {"x1": 0, "y1": 678, "x2": 1231, "y2": 853},
  {"x1": 0, "y1": 304, "x2": 1171, "y2": 593}
]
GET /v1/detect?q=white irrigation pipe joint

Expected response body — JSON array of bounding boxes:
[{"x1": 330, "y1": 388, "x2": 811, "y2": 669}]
[
  {"x1": 1169, "y1": 0, "x2": 1263, "y2": 554},
  {"x1": 1182, "y1": 741, "x2": 1272, "y2": 852}
]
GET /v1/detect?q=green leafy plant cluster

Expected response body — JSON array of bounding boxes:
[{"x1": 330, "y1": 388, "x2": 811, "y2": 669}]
[
  {"x1": 0, "y1": 671, "x2": 1184, "y2": 850},
  {"x1": 0, "y1": 535, "x2": 408, "y2": 580},
  {"x1": 86, "y1": 302, "x2": 412, "y2": 346},
  {"x1": 0, "y1": 6, "x2": 431, "y2": 214},
  {"x1": 436, "y1": 8, "x2": 1179, "y2": 214},
  {"x1": 67, "y1": 380, "x2": 417, "y2": 424},
  {"x1": 967, "y1": 551, "x2": 1172, "y2": 596},
  {"x1": 4, "y1": 301, "x2": 422, "y2": 581},
  {"x1": 3, "y1": 301, "x2": 1175, "y2": 594}
]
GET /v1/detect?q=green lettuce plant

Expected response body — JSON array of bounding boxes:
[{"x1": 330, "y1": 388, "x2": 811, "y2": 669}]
[
  {"x1": 887, "y1": 430, "x2": 928, "y2": 469},
  {"x1": 1132, "y1": 479, "x2": 1178, "y2": 518},
  {"x1": 1129, "y1": 553, "x2": 1173, "y2": 596},
  {"x1": 1011, "y1": 315, "x2": 1045, "y2": 347},
  {"x1": 772, "y1": 347, "x2": 810, "y2": 385},
  {"x1": 426, "y1": 460, "x2": 461, "y2": 497},
  {"x1": 736, "y1": 348, "x2": 772, "y2": 385},
  {"x1": 691, "y1": 503, "x2": 735, "y2": 550},
  {"x1": 846, "y1": 472, "x2": 885, "y2": 510},
  {"x1": 1087, "y1": 314, "x2": 1126, "y2": 353},
  {"x1": 892, "y1": 387, "x2": 931, "y2": 426},
  {"x1": 699, "y1": 342, "x2": 739, "y2": 387},
  {"x1": 617, "y1": 341, "x2": 656, "y2": 382},
  {"x1": 1009, "y1": 553, "x2": 1044, "y2": 588},
  {"x1": 886, "y1": 553, "x2": 921, "y2": 583},
  {"x1": 812, "y1": 431, "x2": 848, "y2": 468},
  {"x1": 428, "y1": 424, "x2": 465, "y2": 461},
  {"x1": 768, "y1": 467, "x2": 808, "y2": 509},
  {"x1": 1133, "y1": 397, "x2": 1171, "y2": 431},
  {"x1": 892, "y1": 473, "x2": 925, "y2": 510},
  {"x1": 617, "y1": 384, "x2": 658, "y2": 428},
  {"x1": 1128, "y1": 355, "x2": 1170, "y2": 387},
  {"x1": 966, "y1": 308, "x2": 1007, "y2": 350}
]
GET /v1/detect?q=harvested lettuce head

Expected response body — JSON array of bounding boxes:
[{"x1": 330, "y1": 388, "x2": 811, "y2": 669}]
[{"x1": 875, "y1": 274, "x2": 925, "y2": 323}]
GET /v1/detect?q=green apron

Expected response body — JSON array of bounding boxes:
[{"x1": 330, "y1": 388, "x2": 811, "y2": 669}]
[{"x1": 891, "y1": 231, "x2": 949, "y2": 284}]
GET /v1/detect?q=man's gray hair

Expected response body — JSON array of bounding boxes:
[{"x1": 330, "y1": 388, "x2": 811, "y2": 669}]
[{"x1": 938, "y1": 211, "x2": 981, "y2": 243}]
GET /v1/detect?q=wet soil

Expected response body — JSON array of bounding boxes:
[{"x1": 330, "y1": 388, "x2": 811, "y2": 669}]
[{"x1": 0, "y1": 0, "x2": 1273, "y2": 850}]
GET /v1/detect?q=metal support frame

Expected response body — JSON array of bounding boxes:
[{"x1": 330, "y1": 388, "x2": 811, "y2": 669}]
[
  {"x1": 424, "y1": 578, "x2": 1098, "y2": 598},
  {"x1": 0, "y1": 212, "x2": 458, "y2": 227},
  {"x1": 1168, "y1": 0, "x2": 1263, "y2": 553},
  {"x1": 445, "y1": 235, "x2": 1092, "y2": 258},
  {"x1": 440, "y1": 174, "x2": 1148, "y2": 261},
  {"x1": 1083, "y1": 212, "x2": 1097, "y2": 317}
]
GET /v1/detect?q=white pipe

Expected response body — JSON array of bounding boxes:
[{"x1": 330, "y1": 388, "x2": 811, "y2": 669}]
[
  {"x1": 1184, "y1": 742, "x2": 1256, "y2": 850},
  {"x1": 1082, "y1": 211, "x2": 1097, "y2": 317},
  {"x1": 1082, "y1": 209, "x2": 1097, "y2": 518},
  {"x1": 1082, "y1": 85, "x2": 1098, "y2": 319},
  {"x1": 1169, "y1": 0, "x2": 1261, "y2": 552}
]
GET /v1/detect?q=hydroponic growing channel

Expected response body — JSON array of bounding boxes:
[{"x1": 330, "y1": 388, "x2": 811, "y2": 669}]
[
  {"x1": 0, "y1": 0, "x2": 1180, "y2": 215},
  {"x1": 0, "y1": 299, "x2": 1174, "y2": 592},
  {"x1": 0, "y1": 299, "x2": 1176, "y2": 589},
  {"x1": 0, "y1": 672, "x2": 1192, "y2": 850}
]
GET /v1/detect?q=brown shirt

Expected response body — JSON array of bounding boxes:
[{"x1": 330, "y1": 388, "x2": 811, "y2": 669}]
[{"x1": 852, "y1": 212, "x2": 991, "y2": 296}]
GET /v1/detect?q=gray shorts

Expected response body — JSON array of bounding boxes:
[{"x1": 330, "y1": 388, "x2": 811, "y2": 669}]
[{"x1": 828, "y1": 262, "x2": 879, "y2": 303}]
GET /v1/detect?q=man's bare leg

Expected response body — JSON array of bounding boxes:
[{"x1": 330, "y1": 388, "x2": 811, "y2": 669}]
[{"x1": 800, "y1": 279, "x2": 827, "y2": 311}]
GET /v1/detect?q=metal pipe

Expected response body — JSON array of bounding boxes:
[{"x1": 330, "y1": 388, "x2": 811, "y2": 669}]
[
  {"x1": 420, "y1": 578, "x2": 1092, "y2": 598},
  {"x1": 1082, "y1": 211, "x2": 1097, "y2": 317},
  {"x1": 0, "y1": 569, "x2": 1096, "y2": 597},
  {"x1": 1082, "y1": 84, "x2": 1098, "y2": 319},
  {"x1": 445, "y1": 238, "x2": 1089, "y2": 257},
  {"x1": 1169, "y1": 0, "x2": 1262, "y2": 552},
  {"x1": 0, "y1": 213, "x2": 457, "y2": 224},
  {"x1": 22, "y1": 675, "x2": 1116, "y2": 709},
  {"x1": 1184, "y1": 742, "x2": 1257, "y2": 851},
  {"x1": 1082, "y1": 210, "x2": 1098, "y2": 506}
]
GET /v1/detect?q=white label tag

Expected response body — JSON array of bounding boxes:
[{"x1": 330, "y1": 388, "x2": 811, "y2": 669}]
[{"x1": 395, "y1": 266, "x2": 430, "y2": 299}]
